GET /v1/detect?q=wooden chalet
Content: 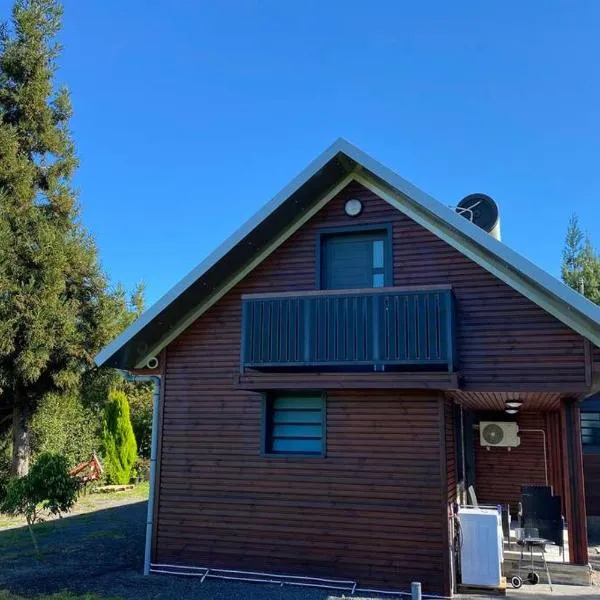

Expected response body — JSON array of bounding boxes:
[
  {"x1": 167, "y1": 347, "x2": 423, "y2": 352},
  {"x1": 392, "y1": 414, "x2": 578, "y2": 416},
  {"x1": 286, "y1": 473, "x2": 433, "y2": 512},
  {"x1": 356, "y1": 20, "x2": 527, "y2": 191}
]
[{"x1": 96, "y1": 139, "x2": 600, "y2": 596}]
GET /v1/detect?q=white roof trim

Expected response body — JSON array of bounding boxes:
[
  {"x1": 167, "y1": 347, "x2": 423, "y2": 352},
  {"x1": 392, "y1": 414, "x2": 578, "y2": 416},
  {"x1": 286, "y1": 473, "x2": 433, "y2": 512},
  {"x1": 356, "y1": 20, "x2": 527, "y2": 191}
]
[{"x1": 96, "y1": 138, "x2": 600, "y2": 367}]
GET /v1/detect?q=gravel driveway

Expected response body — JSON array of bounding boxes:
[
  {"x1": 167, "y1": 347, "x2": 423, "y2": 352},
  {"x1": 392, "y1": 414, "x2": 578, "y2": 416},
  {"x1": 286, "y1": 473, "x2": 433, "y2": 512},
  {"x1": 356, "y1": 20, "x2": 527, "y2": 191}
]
[{"x1": 0, "y1": 500, "x2": 596, "y2": 600}]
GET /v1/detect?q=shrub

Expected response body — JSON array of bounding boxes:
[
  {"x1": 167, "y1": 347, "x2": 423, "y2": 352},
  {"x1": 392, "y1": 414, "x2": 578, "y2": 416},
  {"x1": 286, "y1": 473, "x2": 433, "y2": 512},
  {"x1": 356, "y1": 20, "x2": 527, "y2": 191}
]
[
  {"x1": 30, "y1": 393, "x2": 100, "y2": 468},
  {"x1": 132, "y1": 457, "x2": 151, "y2": 482},
  {"x1": 102, "y1": 390, "x2": 137, "y2": 484},
  {"x1": 127, "y1": 382, "x2": 153, "y2": 459},
  {"x1": 0, "y1": 453, "x2": 79, "y2": 553}
]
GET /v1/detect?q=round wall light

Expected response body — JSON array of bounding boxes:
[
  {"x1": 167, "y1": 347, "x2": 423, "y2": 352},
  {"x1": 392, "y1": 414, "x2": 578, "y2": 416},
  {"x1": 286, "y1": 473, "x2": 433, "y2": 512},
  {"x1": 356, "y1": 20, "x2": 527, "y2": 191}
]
[
  {"x1": 344, "y1": 198, "x2": 363, "y2": 217},
  {"x1": 146, "y1": 356, "x2": 159, "y2": 370}
]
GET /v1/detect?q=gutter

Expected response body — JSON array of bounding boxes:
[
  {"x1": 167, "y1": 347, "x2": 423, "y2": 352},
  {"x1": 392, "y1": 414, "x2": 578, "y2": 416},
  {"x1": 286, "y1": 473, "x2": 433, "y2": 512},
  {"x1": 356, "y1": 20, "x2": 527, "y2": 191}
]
[{"x1": 119, "y1": 370, "x2": 161, "y2": 576}]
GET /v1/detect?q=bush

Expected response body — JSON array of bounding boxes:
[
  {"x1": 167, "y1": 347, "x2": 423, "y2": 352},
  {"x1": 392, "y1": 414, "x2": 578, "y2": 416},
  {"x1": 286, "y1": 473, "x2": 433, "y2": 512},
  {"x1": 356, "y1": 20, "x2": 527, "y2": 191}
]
[
  {"x1": 127, "y1": 382, "x2": 153, "y2": 459},
  {"x1": 102, "y1": 390, "x2": 137, "y2": 484},
  {"x1": 132, "y1": 457, "x2": 151, "y2": 482},
  {"x1": 30, "y1": 393, "x2": 99, "y2": 468},
  {"x1": 0, "y1": 453, "x2": 79, "y2": 553}
]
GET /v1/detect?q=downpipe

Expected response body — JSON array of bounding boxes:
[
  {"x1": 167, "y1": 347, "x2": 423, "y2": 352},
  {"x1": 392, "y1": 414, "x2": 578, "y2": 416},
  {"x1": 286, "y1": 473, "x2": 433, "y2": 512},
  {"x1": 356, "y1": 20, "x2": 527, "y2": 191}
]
[{"x1": 119, "y1": 370, "x2": 161, "y2": 576}]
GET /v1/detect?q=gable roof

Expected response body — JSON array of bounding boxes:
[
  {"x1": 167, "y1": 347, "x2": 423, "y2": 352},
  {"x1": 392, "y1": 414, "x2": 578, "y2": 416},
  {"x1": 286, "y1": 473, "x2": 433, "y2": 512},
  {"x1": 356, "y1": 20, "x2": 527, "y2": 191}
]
[{"x1": 96, "y1": 138, "x2": 600, "y2": 369}]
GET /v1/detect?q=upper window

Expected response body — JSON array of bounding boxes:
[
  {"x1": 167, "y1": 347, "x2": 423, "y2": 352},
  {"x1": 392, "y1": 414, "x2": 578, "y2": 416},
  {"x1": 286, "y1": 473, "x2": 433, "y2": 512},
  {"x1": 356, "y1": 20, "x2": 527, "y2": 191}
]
[
  {"x1": 320, "y1": 228, "x2": 391, "y2": 290},
  {"x1": 581, "y1": 411, "x2": 600, "y2": 447},
  {"x1": 264, "y1": 393, "x2": 325, "y2": 455}
]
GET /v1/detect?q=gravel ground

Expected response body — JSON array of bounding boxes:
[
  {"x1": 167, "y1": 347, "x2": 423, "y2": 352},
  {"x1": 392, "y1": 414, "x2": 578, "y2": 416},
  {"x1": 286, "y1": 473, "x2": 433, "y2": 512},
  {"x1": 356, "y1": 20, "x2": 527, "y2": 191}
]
[{"x1": 0, "y1": 500, "x2": 596, "y2": 600}]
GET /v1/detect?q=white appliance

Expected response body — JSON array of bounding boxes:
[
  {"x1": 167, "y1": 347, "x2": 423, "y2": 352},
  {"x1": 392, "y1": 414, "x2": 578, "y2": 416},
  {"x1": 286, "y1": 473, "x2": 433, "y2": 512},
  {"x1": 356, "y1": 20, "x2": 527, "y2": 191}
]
[
  {"x1": 479, "y1": 421, "x2": 520, "y2": 448},
  {"x1": 459, "y1": 506, "x2": 503, "y2": 587}
]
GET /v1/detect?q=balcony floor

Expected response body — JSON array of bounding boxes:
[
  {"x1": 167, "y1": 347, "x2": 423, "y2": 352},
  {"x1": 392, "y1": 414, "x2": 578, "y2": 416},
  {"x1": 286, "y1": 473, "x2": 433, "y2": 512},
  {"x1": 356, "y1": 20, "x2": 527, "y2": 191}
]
[{"x1": 234, "y1": 369, "x2": 459, "y2": 390}]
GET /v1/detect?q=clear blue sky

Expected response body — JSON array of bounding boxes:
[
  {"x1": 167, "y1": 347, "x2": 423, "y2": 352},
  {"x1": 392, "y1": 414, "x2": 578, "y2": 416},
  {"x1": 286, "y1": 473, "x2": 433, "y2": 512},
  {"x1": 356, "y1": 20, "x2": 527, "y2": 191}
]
[{"x1": 14, "y1": 1, "x2": 600, "y2": 305}]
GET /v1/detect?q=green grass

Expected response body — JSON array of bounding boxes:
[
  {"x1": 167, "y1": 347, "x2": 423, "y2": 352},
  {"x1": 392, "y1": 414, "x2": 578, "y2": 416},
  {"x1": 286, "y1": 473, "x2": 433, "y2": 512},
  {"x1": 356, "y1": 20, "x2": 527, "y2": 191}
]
[
  {"x1": 0, "y1": 482, "x2": 149, "y2": 531},
  {"x1": 0, "y1": 514, "x2": 20, "y2": 529},
  {"x1": 104, "y1": 480, "x2": 149, "y2": 500},
  {"x1": 0, "y1": 592, "x2": 118, "y2": 600}
]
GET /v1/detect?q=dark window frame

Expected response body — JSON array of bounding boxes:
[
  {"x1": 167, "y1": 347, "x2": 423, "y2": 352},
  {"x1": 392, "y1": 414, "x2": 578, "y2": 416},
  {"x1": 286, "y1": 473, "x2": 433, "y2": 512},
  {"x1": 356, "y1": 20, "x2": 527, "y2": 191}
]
[
  {"x1": 315, "y1": 223, "x2": 393, "y2": 290},
  {"x1": 261, "y1": 391, "x2": 327, "y2": 458}
]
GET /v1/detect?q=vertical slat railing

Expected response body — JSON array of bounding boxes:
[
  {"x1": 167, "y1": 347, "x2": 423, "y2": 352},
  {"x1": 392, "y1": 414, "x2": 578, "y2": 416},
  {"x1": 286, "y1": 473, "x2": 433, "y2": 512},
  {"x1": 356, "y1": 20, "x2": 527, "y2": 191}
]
[{"x1": 242, "y1": 288, "x2": 455, "y2": 370}]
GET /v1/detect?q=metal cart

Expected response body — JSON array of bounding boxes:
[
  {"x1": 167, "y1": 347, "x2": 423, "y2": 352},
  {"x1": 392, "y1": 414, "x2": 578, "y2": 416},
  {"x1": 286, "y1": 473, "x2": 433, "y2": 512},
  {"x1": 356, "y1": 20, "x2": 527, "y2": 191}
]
[{"x1": 510, "y1": 527, "x2": 553, "y2": 591}]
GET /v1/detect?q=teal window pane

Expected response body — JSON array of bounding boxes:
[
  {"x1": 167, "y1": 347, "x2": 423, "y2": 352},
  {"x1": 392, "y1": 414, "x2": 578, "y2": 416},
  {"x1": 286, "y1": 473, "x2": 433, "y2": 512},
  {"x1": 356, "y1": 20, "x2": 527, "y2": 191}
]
[
  {"x1": 266, "y1": 394, "x2": 324, "y2": 455},
  {"x1": 373, "y1": 240, "x2": 384, "y2": 269},
  {"x1": 581, "y1": 412, "x2": 600, "y2": 446}
]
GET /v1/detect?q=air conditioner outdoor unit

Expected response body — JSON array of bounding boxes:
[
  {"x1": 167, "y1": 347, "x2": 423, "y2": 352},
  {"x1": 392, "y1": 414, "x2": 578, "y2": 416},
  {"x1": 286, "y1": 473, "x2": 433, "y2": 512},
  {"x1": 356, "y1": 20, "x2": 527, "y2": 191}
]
[{"x1": 479, "y1": 421, "x2": 520, "y2": 448}]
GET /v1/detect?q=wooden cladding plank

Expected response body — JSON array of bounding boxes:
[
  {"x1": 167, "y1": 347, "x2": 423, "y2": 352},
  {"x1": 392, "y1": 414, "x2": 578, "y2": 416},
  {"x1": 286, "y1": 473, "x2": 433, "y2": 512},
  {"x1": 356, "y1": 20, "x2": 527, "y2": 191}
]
[
  {"x1": 235, "y1": 370, "x2": 459, "y2": 391},
  {"x1": 561, "y1": 399, "x2": 589, "y2": 564},
  {"x1": 445, "y1": 399, "x2": 457, "y2": 503}
]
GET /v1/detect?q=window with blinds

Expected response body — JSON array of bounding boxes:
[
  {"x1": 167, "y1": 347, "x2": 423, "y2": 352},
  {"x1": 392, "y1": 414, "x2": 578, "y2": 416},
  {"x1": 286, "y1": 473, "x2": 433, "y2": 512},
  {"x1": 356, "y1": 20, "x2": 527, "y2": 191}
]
[
  {"x1": 581, "y1": 411, "x2": 600, "y2": 448},
  {"x1": 264, "y1": 394, "x2": 325, "y2": 455}
]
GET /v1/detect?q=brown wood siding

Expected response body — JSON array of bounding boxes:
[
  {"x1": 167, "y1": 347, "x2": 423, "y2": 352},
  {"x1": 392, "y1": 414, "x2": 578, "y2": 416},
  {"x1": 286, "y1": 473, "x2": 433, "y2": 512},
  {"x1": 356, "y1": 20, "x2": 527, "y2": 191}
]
[
  {"x1": 248, "y1": 182, "x2": 585, "y2": 391},
  {"x1": 445, "y1": 400, "x2": 457, "y2": 503},
  {"x1": 544, "y1": 411, "x2": 566, "y2": 507},
  {"x1": 584, "y1": 453, "x2": 600, "y2": 516},
  {"x1": 474, "y1": 412, "x2": 559, "y2": 508},
  {"x1": 156, "y1": 388, "x2": 447, "y2": 592},
  {"x1": 561, "y1": 399, "x2": 588, "y2": 564}
]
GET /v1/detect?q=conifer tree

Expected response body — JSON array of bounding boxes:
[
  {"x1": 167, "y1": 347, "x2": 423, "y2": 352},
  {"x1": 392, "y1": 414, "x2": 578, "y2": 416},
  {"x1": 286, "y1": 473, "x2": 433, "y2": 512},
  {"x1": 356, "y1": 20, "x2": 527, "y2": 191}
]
[
  {"x1": 561, "y1": 215, "x2": 600, "y2": 304},
  {"x1": 102, "y1": 390, "x2": 137, "y2": 485},
  {"x1": 0, "y1": 0, "x2": 128, "y2": 475}
]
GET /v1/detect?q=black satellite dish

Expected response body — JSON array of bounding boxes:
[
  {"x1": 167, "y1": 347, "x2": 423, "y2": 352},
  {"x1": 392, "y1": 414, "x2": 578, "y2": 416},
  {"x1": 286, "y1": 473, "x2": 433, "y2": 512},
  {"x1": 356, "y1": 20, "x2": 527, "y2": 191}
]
[{"x1": 456, "y1": 193, "x2": 499, "y2": 235}]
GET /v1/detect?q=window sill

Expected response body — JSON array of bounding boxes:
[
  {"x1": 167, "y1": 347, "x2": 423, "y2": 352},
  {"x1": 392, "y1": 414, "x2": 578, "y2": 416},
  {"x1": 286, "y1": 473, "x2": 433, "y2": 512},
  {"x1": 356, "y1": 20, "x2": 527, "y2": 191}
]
[{"x1": 262, "y1": 452, "x2": 326, "y2": 459}]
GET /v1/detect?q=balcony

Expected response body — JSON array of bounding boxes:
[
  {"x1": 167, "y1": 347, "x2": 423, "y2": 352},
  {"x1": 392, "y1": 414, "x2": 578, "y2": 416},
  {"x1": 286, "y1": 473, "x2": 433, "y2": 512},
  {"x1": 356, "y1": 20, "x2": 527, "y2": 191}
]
[{"x1": 240, "y1": 286, "x2": 456, "y2": 377}]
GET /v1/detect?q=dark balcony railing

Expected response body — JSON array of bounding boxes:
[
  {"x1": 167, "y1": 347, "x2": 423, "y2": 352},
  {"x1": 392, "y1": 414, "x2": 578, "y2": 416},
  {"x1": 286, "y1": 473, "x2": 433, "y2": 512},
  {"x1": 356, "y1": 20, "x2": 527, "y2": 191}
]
[{"x1": 241, "y1": 286, "x2": 455, "y2": 372}]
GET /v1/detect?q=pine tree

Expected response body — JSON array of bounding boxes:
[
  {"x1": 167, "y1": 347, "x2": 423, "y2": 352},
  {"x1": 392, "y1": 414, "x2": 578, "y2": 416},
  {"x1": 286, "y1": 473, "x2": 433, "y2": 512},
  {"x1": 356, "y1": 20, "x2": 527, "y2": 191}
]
[
  {"x1": 0, "y1": 0, "x2": 128, "y2": 475},
  {"x1": 562, "y1": 215, "x2": 585, "y2": 293},
  {"x1": 561, "y1": 214, "x2": 600, "y2": 304},
  {"x1": 102, "y1": 390, "x2": 137, "y2": 485}
]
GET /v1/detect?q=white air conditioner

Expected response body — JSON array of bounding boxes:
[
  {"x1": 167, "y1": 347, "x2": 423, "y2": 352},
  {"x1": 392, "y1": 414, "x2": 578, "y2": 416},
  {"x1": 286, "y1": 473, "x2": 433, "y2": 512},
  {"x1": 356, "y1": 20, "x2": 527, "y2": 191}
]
[{"x1": 479, "y1": 421, "x2": 520, "y2": 448}]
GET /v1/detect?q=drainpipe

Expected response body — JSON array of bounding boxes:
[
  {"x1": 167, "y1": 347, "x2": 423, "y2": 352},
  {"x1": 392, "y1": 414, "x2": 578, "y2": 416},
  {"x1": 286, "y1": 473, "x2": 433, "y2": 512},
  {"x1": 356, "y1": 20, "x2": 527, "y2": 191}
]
[{"x1": 119, "y1": 370, "x2": 161, "y2": 576}]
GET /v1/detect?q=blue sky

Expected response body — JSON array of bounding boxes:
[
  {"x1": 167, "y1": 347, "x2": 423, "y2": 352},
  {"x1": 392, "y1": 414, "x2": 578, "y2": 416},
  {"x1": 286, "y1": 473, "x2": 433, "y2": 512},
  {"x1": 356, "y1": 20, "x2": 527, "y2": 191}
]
[{"x1": 12, "y1": 1, "x2": 600, "y2": 305}]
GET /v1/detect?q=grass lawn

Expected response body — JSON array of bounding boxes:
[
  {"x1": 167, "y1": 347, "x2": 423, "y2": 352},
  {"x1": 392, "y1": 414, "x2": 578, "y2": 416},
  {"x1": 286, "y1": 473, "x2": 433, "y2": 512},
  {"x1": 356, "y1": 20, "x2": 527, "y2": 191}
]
[{"x1": 0, "y1": 481, "x2": 149, "y2": 530}]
